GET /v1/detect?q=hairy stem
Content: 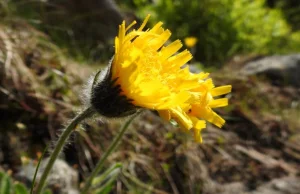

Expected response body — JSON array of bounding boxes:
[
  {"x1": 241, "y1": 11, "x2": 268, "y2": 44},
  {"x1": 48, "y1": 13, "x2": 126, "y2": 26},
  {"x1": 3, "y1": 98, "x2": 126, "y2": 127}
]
[{"x1": 35, "y1": 107, "x2": 95, "y2": 194}]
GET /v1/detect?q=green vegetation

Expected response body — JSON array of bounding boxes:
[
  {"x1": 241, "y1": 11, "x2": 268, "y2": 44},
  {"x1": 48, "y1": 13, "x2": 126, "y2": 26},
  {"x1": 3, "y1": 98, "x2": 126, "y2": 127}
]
[
  {"x1": 1, "y1": 0, "x2": 299, "y2": 65},
  {"x1": 2, "y1": 0, "x2": 300, "y2": 65},
  {"x1": 120, "y1": 0, "x2": 300, "y2": 66},
  {"x1": 0, "y1": 171, "x2": 52, "y2": 194}
]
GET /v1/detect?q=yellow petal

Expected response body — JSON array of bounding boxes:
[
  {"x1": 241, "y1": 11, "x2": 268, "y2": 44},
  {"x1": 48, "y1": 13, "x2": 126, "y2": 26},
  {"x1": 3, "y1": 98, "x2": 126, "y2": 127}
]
[
  {"x1": 190, "y1": 116, "x2": 205, "y2": 142},
  {"x1": 158, "y1": 110, "x2": 171, "y2": 121},
  {"x1": 159, "y1": 40, "x2": 182, "y2": 61},
  {"x1": 190, "y1": 116, "x2": 206, "y2": 130},
  {"x1": 211, "y1": 85, "x2": 232, "y2": 96},
  {"x1": 203, "y1": 109, "x2": 225, "y2": 128},
  {"x1": 139, "y1": 80, "x2": 164, "y2": 96},
  {"x1": 204, "y1": 78, "x2": 215, "y2": 90},
  {"x1": 157, "y1": 91, "x2": 190, "y2": 109},
  {"x1": 170, "y1": 107, "x2": 193, "y2": 130},
  {"x1": 193, "y1": 128, "x2": 203, "y2": 143},
  {"x1": 149, "y1": 22, "x2": 164, "y2": 33},
  {"x1": 126, "y1": 21, "x2": 137, "y2": 32},
  {"x1": 178, "y1": 80, "x2": 201, "y2": 90},
  {"x1": 138, "y1": 14, "x2": 150, "y2": 31},
  {"x1": 197, "y1": 72, "x2": 210, "y2": 80},
  {"x1": 168, "y1": 50, "x2": 192, "y2": 68},
  {"x1": 191, "y1": 106, "x2": 225, "y2": 128},
  {"x1": 118, "y1": 22, "x2": 126, "y2": 43},
  {"x1": 209, "y1": 98, "x2": 228, "y2": 108},
  {"x1": 149, "y1": 30, "x2": 171, "y2": 51}
]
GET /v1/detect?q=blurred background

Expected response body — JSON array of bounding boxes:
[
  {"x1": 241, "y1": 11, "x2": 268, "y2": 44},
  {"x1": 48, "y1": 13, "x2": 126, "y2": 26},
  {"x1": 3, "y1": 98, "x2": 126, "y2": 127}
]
[{"x1": 0, "y1": 0, "x2": 300, "y2": 193}]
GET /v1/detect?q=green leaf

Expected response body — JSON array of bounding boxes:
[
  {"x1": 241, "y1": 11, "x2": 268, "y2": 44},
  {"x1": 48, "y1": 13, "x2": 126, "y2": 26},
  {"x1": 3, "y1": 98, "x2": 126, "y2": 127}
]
[
  {"x1": 0, "y1": 173, "x2": 11, "y2": 194},
  {"x1": 15, "y1": 183, "x2": 29, "y2": 194},
  {"x1": 0, "y1": 172, "x2": 4, "y2": 179},
  {"x1": 42, "y1": 189, "x2": 52, "y2": 194}
]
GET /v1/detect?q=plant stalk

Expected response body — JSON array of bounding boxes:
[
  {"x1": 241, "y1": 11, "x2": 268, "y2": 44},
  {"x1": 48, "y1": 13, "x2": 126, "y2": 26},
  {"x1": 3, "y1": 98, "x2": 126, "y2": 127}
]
[
  {"x1": 81, "y1": 112, "x2": 140, "y2": 194},
  {"x1": 35, "y1": 107, "x2": 95, "y2": 194}
]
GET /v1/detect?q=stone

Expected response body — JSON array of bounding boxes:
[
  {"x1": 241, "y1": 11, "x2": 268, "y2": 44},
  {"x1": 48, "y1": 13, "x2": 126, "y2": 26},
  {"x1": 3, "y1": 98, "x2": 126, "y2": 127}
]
[
  {"x1": 250, "y1": 176, "x2": 300, "y2": 194},
  {"x1": 17, "y1": 158, "x2": 79, "y2": 194},
  {"x1": 240, "y1": 54, "x2": 300, "y2": 87}
]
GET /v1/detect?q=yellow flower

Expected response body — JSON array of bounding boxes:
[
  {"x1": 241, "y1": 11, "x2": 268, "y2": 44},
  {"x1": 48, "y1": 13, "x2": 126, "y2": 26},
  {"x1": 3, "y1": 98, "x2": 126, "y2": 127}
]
[
  {"x1": 92, "y1": 15, "x2": 231, "y2": 142},
  {"x1": 184, "y1": 36, "x2": 198, "y2": 48}
]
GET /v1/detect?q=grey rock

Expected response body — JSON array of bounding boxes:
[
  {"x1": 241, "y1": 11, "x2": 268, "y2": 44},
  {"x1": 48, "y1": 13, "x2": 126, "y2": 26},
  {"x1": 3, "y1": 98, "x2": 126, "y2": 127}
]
[
  {"x1": 204, "y1": 182, "x2": 248, "y2": 194},
  {"x1": 189, "y1": 63, "x2": 203, "y2": 73},
  {"x1": 220, "y1": 182, "x2": 248, "y2": 194},
  {"x1": 18, "y1": 159, "x2": 79, "y2": 194},
  {"x1": 241, "y1": 54, "x2": 300, "y2": 86},
  {"x1": 250, "y1": 176, "x2": 300, "y2": 194},
  {"x1": 202, "y1": 177, "x2": 300, "y2": 194}
]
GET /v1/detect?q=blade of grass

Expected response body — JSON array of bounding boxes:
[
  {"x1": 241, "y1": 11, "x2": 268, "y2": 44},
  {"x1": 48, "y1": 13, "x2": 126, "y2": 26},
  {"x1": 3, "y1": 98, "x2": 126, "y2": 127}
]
[
  {"x1": 30, "y1": 145, "x2": 49, "y2": 194},
  {"x1": 91, "y1": 163, "x2": 122, "y2": 186}
]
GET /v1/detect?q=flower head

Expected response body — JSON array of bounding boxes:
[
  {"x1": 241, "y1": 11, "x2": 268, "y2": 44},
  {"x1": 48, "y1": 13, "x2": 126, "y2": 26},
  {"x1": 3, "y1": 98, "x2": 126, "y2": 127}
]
[
  {"x1": 91, "y1": 15, "x2": 231, "y2": 142},
  {"x1": 184, "y1": 36, "x2": 198, "y2": 48}
]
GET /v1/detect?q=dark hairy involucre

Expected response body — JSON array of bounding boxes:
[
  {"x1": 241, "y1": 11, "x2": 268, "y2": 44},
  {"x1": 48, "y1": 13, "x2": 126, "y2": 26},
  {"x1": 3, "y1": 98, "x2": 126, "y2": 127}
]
[{"x1": 90, "y1": 67, "x2": 137, "y2": 118}]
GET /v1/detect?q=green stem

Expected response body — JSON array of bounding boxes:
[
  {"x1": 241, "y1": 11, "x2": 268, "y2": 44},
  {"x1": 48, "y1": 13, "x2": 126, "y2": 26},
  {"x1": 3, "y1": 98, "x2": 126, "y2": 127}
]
[
  {"x1": 35, "y1": 107, "x2": 95, "y2": 194},
  {"x1": 81, "y1": 112, "x2": 140, "y2": 194}
]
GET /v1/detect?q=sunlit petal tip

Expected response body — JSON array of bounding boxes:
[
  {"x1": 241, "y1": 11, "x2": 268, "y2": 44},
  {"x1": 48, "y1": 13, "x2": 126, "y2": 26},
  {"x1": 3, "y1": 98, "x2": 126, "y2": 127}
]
[
  {"x1": 150, "y1": 22, "x2": 164, "y2": 33},
  {"x1": 212, "y1": 115, "x2": 226, "y2": 128},
  {"x1": 138, "y1": 14, "x2": 151, "y2": 31},
  {"x1": 158, "y1": 110, "x2": 171, "y2": 121},
  {"x1": 209, "y1": 98, "x2": 228, "y2": 108},
  {"x1": 197, "y1": 72, "x2": 210, "y2": 79},
  {"x1": 159, "y1": 40, "x2": 183, "y2": 60},
  {"x1": 193, "y1": 129, "x2": 202, "y2": 143},
  {"x1": 197, "y1": 136, "x2": 203, "y2": 143},
  {"x1": 126, "y1": 20, "x2": 137, "y2": 31},
  {"x1": 211, "y1": 85, "x2": 232, "y2": 96}
]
